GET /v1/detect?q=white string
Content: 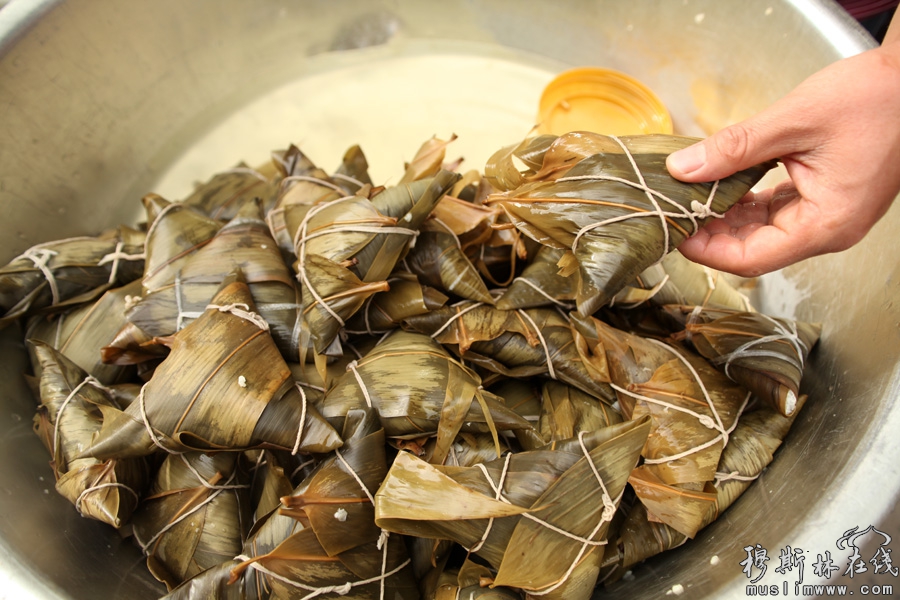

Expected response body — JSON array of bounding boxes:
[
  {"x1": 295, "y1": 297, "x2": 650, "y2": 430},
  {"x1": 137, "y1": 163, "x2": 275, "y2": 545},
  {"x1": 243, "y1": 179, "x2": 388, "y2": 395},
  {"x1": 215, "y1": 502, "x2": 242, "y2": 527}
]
[
  {"x1": 296, "y1": 381, "x2": 326, "y2": 393},
  {"x1": 528, "y1": 431, "x2": 619, "y2": 596},
  {"x1": 334, "y1": 449, "x2": 394, "y2": 600},
  {"x1": 135, "y1": 468, "x2": 242, "y2": 553},
  {"x1": 606, "y1": 336, "x2": 756, "y2": 465},
  {"x1": 510, "y1": 276, "x2": 574, "y2": 308},
  {"x1": 516, "y1": 309, "x2": 557, "y2": 380},
  {"x1": 52, "y1": 375, "x2": 109, "y2": 460},
  {"x1": 612, "y1": 274, "x2": 671, "y2": 309},
  {"x1": 206, "y1": 303, "x2": 270, "y2": 331},
  {"x1": 293, "y1": 195, "x2": 360, "y2": 327},
  {"x1": 647, "y1": 338, "x2": 729, "y2": 445},
  {"x1": 467, "y1": 453, "x2": 513, "y2": 553},
  {"x1": 467, "y1": 434, "x2": 617, "y2": 595},
  {"x1": 430, "y1": 303, "x2": 484, "y2": 339},
  {"x1": 473, "y1": 454, "x2": 608, "y2": 548},
  {"x1": 178, "y1": 454, "x2": 250, "y2": 491},
  {"x1": 333, "y1": 449, "x2": 375, "y2": 504},
  {"x1": 714, "y1": 470, "x2": 760, "y2": 487},
  {"x1": 174, "y1": 272, "x2": 188, "y2": 331},
  {"x1": 97, "y1": 241, "x2": 145, "y2": 284},
  {"x1": 331, "y1": 173, "x2": 366, "y2": 188},
  {"x1": 430, "y1": 217, "x2": 463, "y2": 249},
  {"x1": 74, "y1": 482, "x2": 139, "y2": 517},
  {"x1": 281, "y1": 174, "x2": 347, "y2": 194},
  {"x1": 346, "y1": 361, "x2": 373, "y2": 408},
  {"x1": 291, "y1": 382, "x2": 309, "y2": 455},
  {"x1": 23, "y1": 248, "x2": 61, "y2": 305},
  {"x1": 708, "y1": 315, "x2": 806, "y2": 379},
  {"x1": 233, "y1": 553, "x2": 411, "y2": 600},
  {"x1": 137, "y1": 384, "x2": 183, "y2": 455},
  {"x1": 560, "y1": 136, "x2": 723, "y2": 266},
  {"x1": 220, "y1": 166, "x2": 269, "y2": 182}
]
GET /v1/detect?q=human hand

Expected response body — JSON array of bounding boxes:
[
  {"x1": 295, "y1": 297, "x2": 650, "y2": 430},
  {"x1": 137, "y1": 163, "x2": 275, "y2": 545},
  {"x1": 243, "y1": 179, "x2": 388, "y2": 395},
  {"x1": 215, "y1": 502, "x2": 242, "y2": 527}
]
[{"x1": 666, "y1": 30, "x2": 900, "y2": 277}]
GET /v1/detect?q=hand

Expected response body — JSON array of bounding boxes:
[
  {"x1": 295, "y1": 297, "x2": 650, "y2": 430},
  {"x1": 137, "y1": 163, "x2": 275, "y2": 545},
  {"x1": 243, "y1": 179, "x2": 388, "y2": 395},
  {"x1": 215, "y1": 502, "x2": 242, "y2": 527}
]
[{"x1": 666, "y1": 26, "x2": 900, "y2": 277}]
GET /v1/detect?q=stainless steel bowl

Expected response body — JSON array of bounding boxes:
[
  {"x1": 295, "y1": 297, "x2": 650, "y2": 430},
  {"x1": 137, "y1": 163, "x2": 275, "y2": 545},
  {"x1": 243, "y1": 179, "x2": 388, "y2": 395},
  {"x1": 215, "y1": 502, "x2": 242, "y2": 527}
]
[{"x1": 1, "y1": 1, "x2": 895, "y2": 598}]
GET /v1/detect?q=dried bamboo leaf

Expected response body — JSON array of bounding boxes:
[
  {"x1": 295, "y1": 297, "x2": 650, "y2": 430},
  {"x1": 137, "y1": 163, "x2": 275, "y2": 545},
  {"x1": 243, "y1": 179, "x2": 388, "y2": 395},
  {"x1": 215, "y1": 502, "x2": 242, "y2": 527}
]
[
  {"x1": 132, "y1": 451, "x2": 251, "y2": 590},
  {"x1": 247, "y1": 450, "x2": 296, "y2": 523},
  {"x1": 216, "y1": 409, "x2": 419, "y2": 600},
  {"x1": 674, "y1": 309, "x2": 821, "y2": 416},
  {"x1": 266, "y1": 143, "x2": 374, "y2": 260},
  {"x1": 405, "y1": 218, "x2": 495, "y2": 304},
  {"x1": 30, "y1": 341, "x2": 147, "y2": 528},
  {"x1": 490, "y1": 420, "x2": 649, "y2": 597},
  {"x1": 25, "y1": 278, "x2": 143, "y2": 384},
  {"x1": 399, "y1": 134, "x2": 458, "y2": 184},
  {"x1": 523, "y1": 131, "x2": 625, "y2": 183},
  {"x1": 484, "y1": 135, "x2": 557, "y2": 192},
  {"x1": 488, "y1": 378, "x2": 543, "y2": 424},
  {"x1": 626, "y1": 467, "x2": 717, "y2": 538},
  {"x1": 404, "y1": 303, "x2": 615, "y2": 404},
  {"x1": 714, "y1": 395, "x2": 807, "y2": 511},
  {"x1": 344, "y1": 273, "x2": 449, "y2": 335},
  {"x1": 406, "y1": 429, "x2": 522, "y2": 467},
  {"x1": 538, "y1": 380, "x2": 623, "y2": 443},
  {"x1": 161, "y1": 561, "x2": 253, "y2": 600},
  {"x1": 100, "y1": 319, "x2": 169, "y2": 366},
  {"x1": 300, "y1": 253, "x2": 390, "y2": 355},
  {"x1": 605, "y1": 499, "x2": 688, "y2": 579},
  {"x1": 603, "y1": 395, "x2": 808, "y2": 579},
  {"x1": 125, "y1": 198, "x2": 310, "y2": 362},
  {"x1": 142, "y1": 197, "x2": 222, "y2": 293},
  {"x1": 496, "y1": 245, "x2": 575, "y2": 310},
  {"x1": 574, "y1": 314, "x2": 748, "y2": 487},
  {"x1": 0, "y1": 226, "x2": 145, "y2": 327},
  {"x1": 334, "y1": 144, "x2": 374, "y2": 192},
  {"x1": 235, "y1": 527, "x2": 419, "y2": 599},
  {"x1": 182, "y1": 162, "x2": 282, "y2": 221},
  {"x1": 376, "y1": 418, "x2": 649, "y2": 599},
  {"x1": 611, "y1": 251, "x2": 754, "y2": 311},
  {"x1": 485, "y1": 134, "x2": 774, "y2": 314},
  {"x1": 321, "y1": 331, "x2": 534, "y2": 465},
  {"x1": 296, "y1": 172, "x2": 460, "y2": 353},
  {"x1": 83, "y1": 273, "x2": 342, "y2": 458},
  {"x1": 428, "y1": 560, "x2": 524, "y2": 600},
  {"x1": 278, "y1": 408, "x2": 387, "y2": 558}
]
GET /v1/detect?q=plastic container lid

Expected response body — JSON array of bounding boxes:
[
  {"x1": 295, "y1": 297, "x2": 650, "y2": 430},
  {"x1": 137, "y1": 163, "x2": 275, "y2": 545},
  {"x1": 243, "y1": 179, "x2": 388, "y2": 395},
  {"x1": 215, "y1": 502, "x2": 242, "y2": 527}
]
[{"x1": 537, "y1": 67, "x2": 673, "y2": 136}]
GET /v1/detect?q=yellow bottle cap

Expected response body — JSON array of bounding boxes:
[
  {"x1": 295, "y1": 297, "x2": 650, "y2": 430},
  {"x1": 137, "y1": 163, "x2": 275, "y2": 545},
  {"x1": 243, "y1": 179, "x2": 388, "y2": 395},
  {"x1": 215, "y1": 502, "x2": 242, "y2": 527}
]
[{"x1": 537, "y1": 67, "x2": 673, "y2": 136}]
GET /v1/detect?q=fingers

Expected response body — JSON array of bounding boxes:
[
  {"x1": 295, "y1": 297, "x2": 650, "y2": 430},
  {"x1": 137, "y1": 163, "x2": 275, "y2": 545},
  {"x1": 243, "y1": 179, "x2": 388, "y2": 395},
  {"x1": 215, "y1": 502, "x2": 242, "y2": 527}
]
[
  {"x1": 678, "y1": 225, "x2": 803, "y2": 277},
  {"x1": 666, "y1": 92, "x2": 819, "y2": 183},
  {"x1": 678, "y1": 183, "x2": 813, "y2": 277},
  {"x1": 667, "y1": 119, "x2": 787, "y2": 182}
]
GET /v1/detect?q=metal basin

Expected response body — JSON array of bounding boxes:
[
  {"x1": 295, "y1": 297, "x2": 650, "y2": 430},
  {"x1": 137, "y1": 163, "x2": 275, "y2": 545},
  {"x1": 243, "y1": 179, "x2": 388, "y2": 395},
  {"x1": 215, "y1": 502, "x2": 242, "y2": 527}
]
[{"x1": 1, "y1": 1, "x2": 894, "y2": 598}]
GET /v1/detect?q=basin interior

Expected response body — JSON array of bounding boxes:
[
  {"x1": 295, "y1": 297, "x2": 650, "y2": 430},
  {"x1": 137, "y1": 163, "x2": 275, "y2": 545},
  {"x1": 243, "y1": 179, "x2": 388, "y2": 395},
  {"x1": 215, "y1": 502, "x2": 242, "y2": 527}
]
[{"x1": 1, "y1": 2, "x2": 895, "y2": 599}]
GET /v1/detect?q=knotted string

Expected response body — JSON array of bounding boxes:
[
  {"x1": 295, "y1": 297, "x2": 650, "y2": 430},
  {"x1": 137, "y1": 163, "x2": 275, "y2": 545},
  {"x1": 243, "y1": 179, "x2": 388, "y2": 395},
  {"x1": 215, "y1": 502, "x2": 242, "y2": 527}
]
[
  {"x1": 206, "y1": 303, "x2": 270, "y2": 331},
  {"x1": 97, "y1": 240, "x2": 145, "y2": 284},
  {"x1": 557, "y1": 136, "x2": 724, "y2": 266},
  {"x1": 608, "y1": 339, "x2": 752, "y2": 465},
  {"x1": 23, "y1": 248, "x2": 61, "y2": 305}
]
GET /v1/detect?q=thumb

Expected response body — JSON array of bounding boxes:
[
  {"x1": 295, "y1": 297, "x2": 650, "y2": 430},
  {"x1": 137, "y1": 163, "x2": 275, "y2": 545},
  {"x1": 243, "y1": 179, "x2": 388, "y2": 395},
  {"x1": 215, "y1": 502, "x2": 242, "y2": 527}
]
[{"x1": 666, "y1": 117, "x2": 789, "y2": 183}]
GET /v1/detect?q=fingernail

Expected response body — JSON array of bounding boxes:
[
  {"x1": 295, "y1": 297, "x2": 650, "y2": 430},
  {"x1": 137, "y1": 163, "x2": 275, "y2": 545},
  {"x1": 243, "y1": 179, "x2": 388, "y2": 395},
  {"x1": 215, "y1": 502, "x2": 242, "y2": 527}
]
[{"x1": 668, "y1": 143, "x2": 707, "y2": 175}]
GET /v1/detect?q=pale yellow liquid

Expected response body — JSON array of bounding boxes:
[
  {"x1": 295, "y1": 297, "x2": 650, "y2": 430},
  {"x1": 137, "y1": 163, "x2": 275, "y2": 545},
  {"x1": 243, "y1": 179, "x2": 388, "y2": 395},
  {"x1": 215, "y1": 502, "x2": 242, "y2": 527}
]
[{"x1": 152, "y1": 41, "x2": 563, "y2": 196}]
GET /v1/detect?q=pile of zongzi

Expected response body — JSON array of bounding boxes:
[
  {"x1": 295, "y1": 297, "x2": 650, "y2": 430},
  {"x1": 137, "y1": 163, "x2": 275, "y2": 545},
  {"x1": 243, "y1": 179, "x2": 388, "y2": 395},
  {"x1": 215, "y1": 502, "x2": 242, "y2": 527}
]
[{"x1": 4, "y1": 131, "x2": 821, "y2": 599}]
